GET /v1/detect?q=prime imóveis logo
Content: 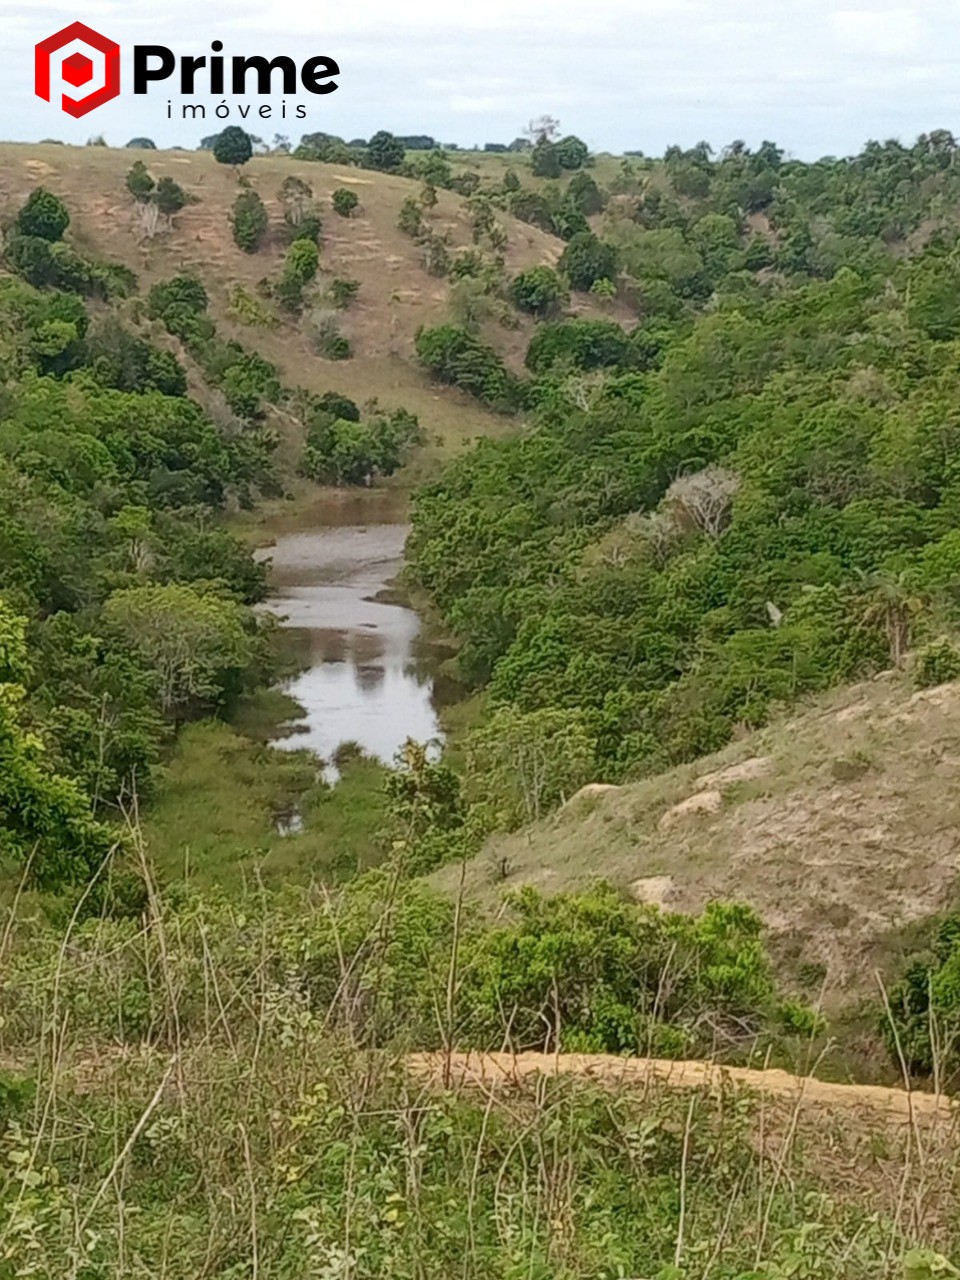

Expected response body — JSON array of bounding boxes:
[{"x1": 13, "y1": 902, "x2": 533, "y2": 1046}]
[
  {"x1": 35, "y1": 24, "x2": 341, "y2": 121},
  {"x1": 35, "y1": 21, "x2": 121, "y2": 118}
]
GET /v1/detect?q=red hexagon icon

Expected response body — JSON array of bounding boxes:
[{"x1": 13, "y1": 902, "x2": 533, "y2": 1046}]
[
  {"x1": 62, "y1": 52, "x2": 94, "y2": 88},
  {"x1": 35, "y1": 22, "x2": 120, "y2": 118}
]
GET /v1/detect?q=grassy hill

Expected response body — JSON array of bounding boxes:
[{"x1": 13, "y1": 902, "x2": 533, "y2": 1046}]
[
  {"x1": 435, "y1": 668, "x2": 960, "y2": 1003},
  {"x1": 0, "y1": 141, "x2": 626, "y2": 474}
]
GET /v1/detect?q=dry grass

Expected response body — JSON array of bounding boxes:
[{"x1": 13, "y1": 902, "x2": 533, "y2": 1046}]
[
  {"x1": 0, "y1": 141, "x2": 626, "y2": 471},
  {"x1": 432, "y1": 672, "x2": 960, "y2": 1000}
]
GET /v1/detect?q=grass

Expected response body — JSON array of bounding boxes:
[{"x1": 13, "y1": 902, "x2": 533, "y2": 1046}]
[
  {"x1": 0, "y1": 140, "x2": 577, "y2": 476},
  {"x1": 142, "y1": 718, "x2": 387, "y2": 890},
  {"x1": 0, "y1": 868, "x2": 957, "y2": 1277},
  {"x1": 432, "y1": 671, "x2": 960, "y2": 1013}
]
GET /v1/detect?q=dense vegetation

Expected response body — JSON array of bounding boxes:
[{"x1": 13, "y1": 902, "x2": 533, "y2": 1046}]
[
  {"x1": 5, "y1": 134, "x2": 960, "y2": 1273},
  {"x1": 409, "y1": 133, "x2": 960, "y2": 784}
]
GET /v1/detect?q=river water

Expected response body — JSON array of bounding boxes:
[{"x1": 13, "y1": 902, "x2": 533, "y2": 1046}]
[{"x1": 256, "y1": 494, "x2": 444, "y2": 779}]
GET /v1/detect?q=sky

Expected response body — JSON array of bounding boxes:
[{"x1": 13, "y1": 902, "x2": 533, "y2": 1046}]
[{"x1": 3, "y1": 0, "x2": 960, "y2": 158}]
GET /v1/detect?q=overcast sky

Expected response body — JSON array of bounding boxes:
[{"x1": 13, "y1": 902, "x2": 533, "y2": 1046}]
[{"x1": 3, "y1": 0, "x2": 960, "y2": 158}]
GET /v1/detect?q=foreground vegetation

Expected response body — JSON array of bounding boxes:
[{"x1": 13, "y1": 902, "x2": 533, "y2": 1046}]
[
  {"x1": 6, "y1": 129, "x2": 960, "y2": 1270},
  {"x1": 1, "y1": 871, "x2": 958, "y2": 1278}
]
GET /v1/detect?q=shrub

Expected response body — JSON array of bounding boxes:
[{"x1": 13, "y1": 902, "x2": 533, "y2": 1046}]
[
  {"x1": 231, "y1": 188, "x2": 269, "y2": 253},
  {"x1": 885, "y1": 912, "x2": 960, "y2": 1079},
  {"x1": 416, "y1": 324, "x2": 523, "y2": 411},
  {"x1": 213, "y1": 126, "x2": 253, "y2": 168},
  {"x1": 532, "y1": 140, "x2": 561, "y2": 178},
  {"x1": 329, "y1": 277, "x2": 360, "y2": 309},
  {"x1": 510, "y1": 190, "x2": 555, "y2": 232},
  {"x1": 274, "y1": 238, "x2": 320, "y2": 313},
  {"x1": 126, "y1": 161, "x2": 155, "y2": 203},
  {"x1": 227, "y1": 284, "x2": 278, "y2": 328},
  {"x1": 316, "y1": 390, "x2": 361, "y2": 421},
  {"x1": 510, "y1": 265, "x2": 567, "y2": 317},
  {"x1": 555, "y1": 134, "x2": 590, "y2": 170},
  {"x1": 126, "y1": 136, "x2": 157, "y2": 149},
  {"x1": 915, "y1": 638, "x2": 960, "y2": 688},
  {"x1": 16, "y1": 187, "x2": 69, "y2": 242},
  {"x1": 332, "y1": 187, "x2": 359, "y2": 217},
  {"x1": 366, "y1": 130, "x2": 404, "y2": 172},
  {"x1": 285, "y1": 238, "x2": 320, "y2": 285},
  {"x1": 449, "y1": 171, "x2": 480, "y2": 197},
  {"x1": 567, "y1": 170, "x2": 605, "y2": 214},
  {"x1": 309, "y1": 312, "x2": 352, "y2": 359},
  {"x1": 398, "y1": 197, "x2": 424, "y2": 238},
  {"x1": 525, "y1": 317, "x2": 634, "y2": 373},
  {"x1": 154, "y1": 176, "x2": 188, "y2": 218},
  {"x1": 421, "y1": 234, "x2": 450, "y2": 277},
  {"x1": 558, "y1": 230, "x2": 619, "y2": 291}
]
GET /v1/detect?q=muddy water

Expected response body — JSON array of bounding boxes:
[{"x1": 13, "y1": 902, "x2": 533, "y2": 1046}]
[{"x1": 257, "y1": 493, "x2": 444, "y2": 779}]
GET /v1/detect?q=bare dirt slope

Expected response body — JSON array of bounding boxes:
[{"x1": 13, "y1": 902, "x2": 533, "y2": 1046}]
[
  {"x1": 0, "y1": 142, "x2": 626, "y2": 458},
  {"x1": 433, "y1": 672, "x2": 960, "y2": 995},
  {"x1": 408, "y1": 1051, "x2": 955, "y2": 1123}
]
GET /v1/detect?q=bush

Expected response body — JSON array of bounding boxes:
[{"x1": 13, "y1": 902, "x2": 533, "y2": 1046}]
[
  {"x1": 567, "y1": 170, "x2": 605, "y2": 214},
  {"x1": 398, "y1": 197, "x2": 424, "y2": 238},
  {"x1": 885, "y1": 912, "x2": 960, "y2": 1079},
  {"x1": 213, "y1": 126, "x2": 253, "y2": 168},
  {"x1": 154, "y1": 176, "x2": 188, "y2": 218},
  {"x1": 126, "y1": 136, "x2": 157, "y2": 149},
  {"x1": 366, "y1": 130, "x2": 404, "y2": 172},
  {"x1": 309, "y1": 312, "x2": 352, "y2": 359},
  {"x1": 316, "y1": 390, "x2": 361, "y2": 421},
  {"x1": 329, "y1": 277, "x2": 360, "y2": 309},
  {"x1": 332, "y1": 187, "x2": 359, "y2": 217},
  {"x1": 915, "y1": 638, "x2": 960, "y2": 688},
  {"x1": 231, "y1": 188, "x2": 269, "y2": 253},
  {"x1": 559, "y1": 230, "x2": 619, "y2": 291},
  {"x1": 16, "y1": 187, "x2": 69, "y2": 242},
  {"x1": 510, "y1": 266, "x2": 567, "y2": 317},
  {"x1": 416, "y1": 324, "x2": 523, "y2": 411},
  {"x1": 525, "y1": 317, "x2": 635, "y2": 373},
  {"x1": 299, "y1": 407, "x2": 421, "y2": 485},
  {"x1": 285, "y1": 238, "x2": 320, "y2": 285},
  {"x1": 555, "y1": 134, "x2": 590, "y2": 170},
  {"x1": 532, "y1": 140, "x2": 561, "y2": 179},
  {"x1": 126, "y1": 161, "x2": 155, "y2": 203}
]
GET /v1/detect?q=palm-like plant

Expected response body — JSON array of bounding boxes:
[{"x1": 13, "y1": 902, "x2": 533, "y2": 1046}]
[{"x1": 856, "y1": 569, "x2": 927, "y2": 668}]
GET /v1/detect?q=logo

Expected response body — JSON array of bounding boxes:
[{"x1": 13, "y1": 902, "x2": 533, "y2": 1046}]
[{"x1": 35, "y1": 21, "x2": 121, "y2": 118}]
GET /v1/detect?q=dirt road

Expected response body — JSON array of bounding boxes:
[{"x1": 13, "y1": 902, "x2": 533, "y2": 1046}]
[{"x1": 407, "y1": 1051, "x2": 956, "y2": 1123}]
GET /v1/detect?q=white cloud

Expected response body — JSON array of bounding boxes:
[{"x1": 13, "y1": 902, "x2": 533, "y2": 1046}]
[
  {"x1": 3, "y1": 0, "x2": 959, "y2": 155},
  {"x1": 830, "y1": 7, "x2": 926, "y2": 56}
]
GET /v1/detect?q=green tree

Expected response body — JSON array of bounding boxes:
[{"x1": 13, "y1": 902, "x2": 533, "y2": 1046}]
[
  {"x1": 16, "y1": 187, "x2": 70, "y2": 242},
  {"x1": 558, "y1": 231, "x2": 618, "y2": 291},
  {"x1": 102, "y1": 584, "x2": 254, "y2": 721},
  {"x1": 510, "y1": 265, "x2": 567, "y2": 318},
  {"x1": 332, "y1": 187, "x2": 359, "y2": 217},
  {"x1": 154, "y1": 176, "x2": 188, "y2": 219},
  {"x1": 213, "y1": 126, "x2": 253, "y2": 168},
  {"x1": 0, "y1": 598, "x2": 115, "y2": 889},
  {"x1": 464, "y1": 704, "x2": 596, "y2": 828},
  {"x1": 856, "y1": 570, "x2": 926, "y2": 669},
  {"x1": 366, "y1": 130, "x2": 405, "y2": 172},
  {"x1": 230, "y1": 187, "x2": 269, "y2": 253},
  {"x1": 125, "y1": 160, "x2": 155, "y2": 203},
  {"x1": 531, "y1": 139, "x2": 561, "y2": 178},
  {"x1": 554, "y1": 134, "x2": 590, "y2": 170}
]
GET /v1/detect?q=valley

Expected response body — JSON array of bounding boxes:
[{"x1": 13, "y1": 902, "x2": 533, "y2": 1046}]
[{"x1": 3, "y1": 123, "x2": 960, "y2": 1275}]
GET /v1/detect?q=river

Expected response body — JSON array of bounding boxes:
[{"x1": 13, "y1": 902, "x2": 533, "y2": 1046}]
[{"x1": 255, "y1": 493, "x2": 445, "y2": 780}]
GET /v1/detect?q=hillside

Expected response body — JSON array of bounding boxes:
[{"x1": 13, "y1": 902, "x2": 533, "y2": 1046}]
[
  {"x1": 437, "y1": 670, "x2": 960, "y2": 997},
  {"x1": 0, "y1": 141, "x2": 627, "y2": 467}
]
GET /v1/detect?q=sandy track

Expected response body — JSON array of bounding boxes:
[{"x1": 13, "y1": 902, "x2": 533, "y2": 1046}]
[{"x1": 407, "y1": 1051, "x2": 956, "y2": 1122}]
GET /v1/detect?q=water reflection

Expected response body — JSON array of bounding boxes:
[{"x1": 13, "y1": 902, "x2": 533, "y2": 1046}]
[{"x1": 258, "y1": 519, "x2": 444, "y2": 780}]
